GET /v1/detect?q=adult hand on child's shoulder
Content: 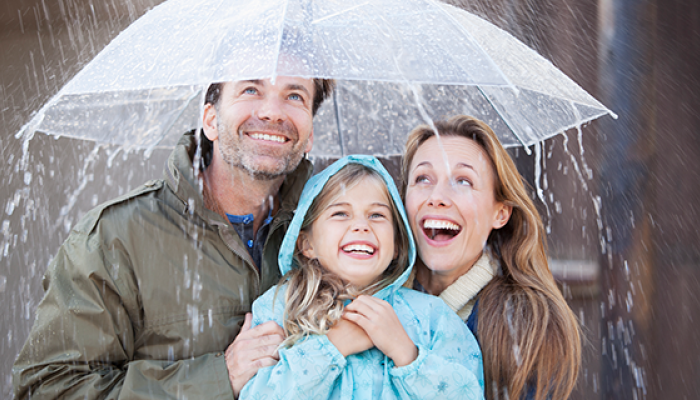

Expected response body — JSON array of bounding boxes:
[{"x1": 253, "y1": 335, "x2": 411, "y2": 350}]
[
  {"x1": 343, "y1": 295, "x2": 418, "y2": 367},
  {"x1": 327, "y1": 318, "x2": 374, "y2": 357},
  {"x1": 225, "y1": 313, "x2": 285, "y2": 398}
]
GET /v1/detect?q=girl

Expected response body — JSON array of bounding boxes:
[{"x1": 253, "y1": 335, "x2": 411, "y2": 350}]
[{"x1": 240, "y1": 155, "x2": 485, "y2": 400}]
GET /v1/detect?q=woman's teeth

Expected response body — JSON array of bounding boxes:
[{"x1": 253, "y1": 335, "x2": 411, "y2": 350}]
[{"x1": 423, "y1": 219, "x2": 461, "y2": 240}]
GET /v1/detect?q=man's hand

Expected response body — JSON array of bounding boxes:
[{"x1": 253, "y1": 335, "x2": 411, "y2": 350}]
[
  {"x1": 343, "y1": 295, "x2": 418, "y2": 367},
  {"x1": 326, "y1": 318, "x2": 374, "y2": 357},
  {"x1": 225, "y1": 313, "x2": 285, "y2": 398}
]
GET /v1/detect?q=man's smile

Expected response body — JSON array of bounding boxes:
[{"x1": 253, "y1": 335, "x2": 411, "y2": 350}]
[{"x1": 248, "y1": 132, "x2": 288, "y2": 144}]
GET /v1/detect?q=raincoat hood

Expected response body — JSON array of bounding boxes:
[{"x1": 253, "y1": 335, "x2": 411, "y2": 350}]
[{"x1": 278, "y1": 155, "x2": 416, "y2": 297}]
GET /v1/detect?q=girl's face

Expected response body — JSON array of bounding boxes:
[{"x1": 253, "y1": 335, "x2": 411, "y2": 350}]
[
  {"x1": 300, "y1": 176, "x2": 397, "y2": 288},
  {"x1": 405, "y1": 136, "x2": 510, "y2": 279}
]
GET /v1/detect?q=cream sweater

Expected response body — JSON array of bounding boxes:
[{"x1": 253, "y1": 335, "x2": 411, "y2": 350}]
[{"x1": 406, "y1": 252, "x2": 496, "y2": 320}]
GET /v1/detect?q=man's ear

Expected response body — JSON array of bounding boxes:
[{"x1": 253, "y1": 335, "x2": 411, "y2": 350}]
[
  {"x1": 298, "y1": 231, "x2": 315, "y2": 259},
  {"x1": 492, "y1": 202, "x2": 512, "y2": 230},
  {"x1": 202, "y1": 103, "x2": 218, "y2": 142},
  {"x1": 304, "y1": 127, "x2": 314, "y2": 154}
]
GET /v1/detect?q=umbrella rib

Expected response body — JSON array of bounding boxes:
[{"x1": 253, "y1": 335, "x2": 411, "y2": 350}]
[
  {"x1": 332, "y1": 88, "x2": 346, "y2": 157},
  {"x1": 271, "y1": 0, "x2": 292, "y2": 83},
  {"x1": 477, "y1": 83, "x2": 615, "y2": 116},
  {"x1": 422, "y1": 0, "x2": 516, "y2": 89},
  {"x1": 476, "y1": 85, "x2": 529, "y2": 149},
  {"x1": 312, "y1": 2, "x2": 370, "y2": 24},
  {"x1": 478, "y1": 84, "x2": 614, "y2": 114},
  {"x1": 149, "y1": 88, "x2": 202, "y2": 150}
]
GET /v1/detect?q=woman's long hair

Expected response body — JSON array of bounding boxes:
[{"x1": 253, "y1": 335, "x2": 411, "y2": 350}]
[
  {"x1": 402, "y1": 115, "x2": 581, "y2": 400},
  {"x1": 280, "y1": 163, "x2": 411, "y2": 347}
]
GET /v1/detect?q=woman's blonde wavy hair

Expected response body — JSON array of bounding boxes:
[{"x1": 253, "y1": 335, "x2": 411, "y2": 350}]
[
  {"x1": 279, "y1": 163, "x2": 411, "y2": 347},
  {"x1": 401, "y1": 115, "x2": 581, "y2": 400}
]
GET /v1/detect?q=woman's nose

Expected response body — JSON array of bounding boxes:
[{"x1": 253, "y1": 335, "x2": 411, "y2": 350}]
[{"x1": 427, "y1": 184, "x2": 451, "y2": 207}]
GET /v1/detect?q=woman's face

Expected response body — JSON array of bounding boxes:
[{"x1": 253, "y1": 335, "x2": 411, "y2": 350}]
[{"x1": 405, "y1": 135, "x2": 510, "y2": 278}]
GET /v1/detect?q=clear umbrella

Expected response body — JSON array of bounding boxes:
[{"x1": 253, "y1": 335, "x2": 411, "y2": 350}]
[{"x1": 17, "y1": 0, "x2": 615, "y2": 155}]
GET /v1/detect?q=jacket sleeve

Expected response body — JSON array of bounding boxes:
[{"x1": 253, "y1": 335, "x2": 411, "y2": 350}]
[
  {"x1": 239, "y1": 287, "x2": 347, "y2": 400},
  {"x1": 388, "y1": 295, "x2": 486, "y2": 400},
  {"x1": 12, "y1": 229, "x2": 235, "y2": 400}
]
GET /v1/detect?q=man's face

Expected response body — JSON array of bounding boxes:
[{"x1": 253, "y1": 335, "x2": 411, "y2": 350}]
[{"x1": 207, "y1": 77, "x2": 315, "y2": 180}]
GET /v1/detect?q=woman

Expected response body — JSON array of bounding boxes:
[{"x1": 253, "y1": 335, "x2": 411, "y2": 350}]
[{"x1": 401, "y1": 115, "x2": 581, "y2": 400}]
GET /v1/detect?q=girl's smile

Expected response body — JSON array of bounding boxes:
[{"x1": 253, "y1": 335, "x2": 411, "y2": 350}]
[{"x1": 299, "y1": 177, "x2": 396, "y2": 288}]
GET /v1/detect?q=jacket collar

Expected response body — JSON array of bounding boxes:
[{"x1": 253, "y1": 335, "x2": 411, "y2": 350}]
[{"x1": 164, "y1": 130, "x2": 313, "y2": 225}]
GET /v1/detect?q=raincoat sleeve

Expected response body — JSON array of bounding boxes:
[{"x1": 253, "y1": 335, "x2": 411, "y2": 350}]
[
  {"x1": 12, "y1": 227, "x2": 234, "y2": 399},
  {"x1": 388, "y1": 289, "x2": 485, "y2": 400},
  {"x1": 239, "y1": 285, "x2": 347, "y2": 400}
]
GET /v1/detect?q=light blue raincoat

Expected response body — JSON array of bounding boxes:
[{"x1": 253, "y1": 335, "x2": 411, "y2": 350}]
[{"x1": 240, "y1": 155, "x2": 485, "y2": 400}]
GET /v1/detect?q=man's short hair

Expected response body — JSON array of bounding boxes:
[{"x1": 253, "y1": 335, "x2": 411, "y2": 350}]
[{"x1": 205, "y1": 79, "x2": 335, "y2": 116}]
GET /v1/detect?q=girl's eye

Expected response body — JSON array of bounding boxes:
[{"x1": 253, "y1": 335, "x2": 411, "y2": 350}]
[
  {"x1": 369, "y1": 212, "x2": 387, "y2": 220},
  {"x1": 331, "y1": 211, "x2": 348, "y2": 218}
]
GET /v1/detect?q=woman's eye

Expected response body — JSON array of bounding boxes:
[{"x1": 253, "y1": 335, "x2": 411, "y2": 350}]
[
  {"x1": 455, "y1": 177, "x2": 472, "y2": 186},
  {"x1": 414, "y1": 175, "x2": 430, "y2": 184}
]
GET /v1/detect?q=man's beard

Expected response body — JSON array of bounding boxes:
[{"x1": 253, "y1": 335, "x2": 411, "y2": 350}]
[{"x1": 217, "y1": 119, "x2": 308, "y2": 181}]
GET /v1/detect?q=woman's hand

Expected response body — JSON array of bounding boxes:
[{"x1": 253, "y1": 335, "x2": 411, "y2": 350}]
[
  {"x1": 327, "y1": 318, "x2": 374, "y2": 357},
  {"x1": 343, "y1": 295, "x2": 418, "y2": 367}
]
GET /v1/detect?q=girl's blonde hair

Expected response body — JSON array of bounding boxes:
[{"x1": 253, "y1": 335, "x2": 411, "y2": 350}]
[
  {"x1": 280, "y1": 163, "x2": 410, "y2": 346},
  {"x1": 402, "y1": 115, "x2": 581, "y2": 400}
]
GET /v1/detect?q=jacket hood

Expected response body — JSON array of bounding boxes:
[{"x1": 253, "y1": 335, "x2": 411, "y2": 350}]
[{"x1": 278, "y1": 155, "x2": 416, "y2": 298}]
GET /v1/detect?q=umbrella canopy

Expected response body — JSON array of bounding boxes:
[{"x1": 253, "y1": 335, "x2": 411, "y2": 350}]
[{"x1": 18, "y1": 0, "x2": 615, "y2": 155}]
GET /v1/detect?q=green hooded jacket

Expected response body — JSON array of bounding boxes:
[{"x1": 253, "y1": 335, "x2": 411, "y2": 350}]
[{"x1": 12, "y1": 131, "x2": 313, "y2": 399}]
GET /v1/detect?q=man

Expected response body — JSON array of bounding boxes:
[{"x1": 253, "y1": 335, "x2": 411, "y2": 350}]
[{"x1": 13, "y1": 76, "x2": 334, "y2": 399}]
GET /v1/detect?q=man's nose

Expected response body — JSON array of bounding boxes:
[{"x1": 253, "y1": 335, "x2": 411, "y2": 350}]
[{"x1": 256, "y1": 96, "x2": 285, "y2": 122}]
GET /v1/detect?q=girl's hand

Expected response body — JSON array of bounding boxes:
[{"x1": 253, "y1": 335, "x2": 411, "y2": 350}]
[
  {"x1": 327, "y1": 318, "x2": 374, "y2": 357},
  {"x1": 343, "y1": 295, "x2": 418, "y2": 367}
]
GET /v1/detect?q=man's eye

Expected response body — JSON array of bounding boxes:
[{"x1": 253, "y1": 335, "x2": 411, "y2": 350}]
[
  {"x1": 244, "y1": 88, "x2": 257, "y2": 95},
  {"x1": 288, "y1": 93, "x2": 302, "y2": 101}
]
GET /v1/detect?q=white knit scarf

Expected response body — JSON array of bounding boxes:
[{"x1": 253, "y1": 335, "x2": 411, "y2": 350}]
[
  {"x1": 407, "y1": 252, "x2": 496, "y2": 320},
  {"x1": 441, "y1": 252, "x2": 496, "y2": 319}
]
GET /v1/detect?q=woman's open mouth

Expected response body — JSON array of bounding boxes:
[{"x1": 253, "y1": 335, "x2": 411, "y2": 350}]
[{"x1": 422, "y1": 219, "x2": 462, "y2": 241}]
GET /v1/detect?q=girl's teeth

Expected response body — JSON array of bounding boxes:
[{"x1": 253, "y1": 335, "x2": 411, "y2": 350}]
[{"x1": 342, "y1": 244, "x2": 374, "y2": 254}]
